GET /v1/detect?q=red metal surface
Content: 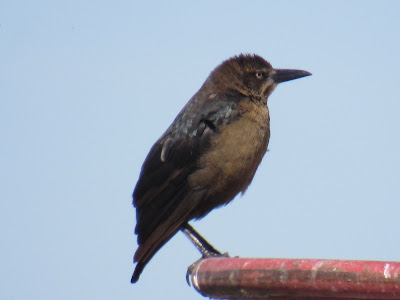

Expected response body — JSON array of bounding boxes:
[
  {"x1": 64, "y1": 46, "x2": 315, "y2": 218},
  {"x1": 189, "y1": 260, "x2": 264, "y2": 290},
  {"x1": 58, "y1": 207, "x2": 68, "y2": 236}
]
[{"x1": 189, "y1": 258, "x2": 400, "y2": 299}]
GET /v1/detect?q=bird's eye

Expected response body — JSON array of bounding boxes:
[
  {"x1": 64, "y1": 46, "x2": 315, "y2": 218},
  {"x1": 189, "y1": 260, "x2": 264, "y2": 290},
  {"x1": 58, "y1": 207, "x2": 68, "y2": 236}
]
[{"x1": 255, "y1": 72, "x2": 264, "y2": 79}]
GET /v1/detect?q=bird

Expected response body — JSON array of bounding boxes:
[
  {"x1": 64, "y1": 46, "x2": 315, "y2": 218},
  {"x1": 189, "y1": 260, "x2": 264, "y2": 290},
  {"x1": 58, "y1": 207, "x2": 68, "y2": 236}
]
[{"x1": 131, "y1": 54, "x2": 311, "y2": 283}]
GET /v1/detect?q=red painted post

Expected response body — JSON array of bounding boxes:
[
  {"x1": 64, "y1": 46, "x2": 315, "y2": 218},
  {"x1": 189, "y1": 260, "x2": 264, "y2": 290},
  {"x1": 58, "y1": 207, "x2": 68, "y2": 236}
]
[{"x1": 189, "y1": 258, "x2": 400, "y2": 299}]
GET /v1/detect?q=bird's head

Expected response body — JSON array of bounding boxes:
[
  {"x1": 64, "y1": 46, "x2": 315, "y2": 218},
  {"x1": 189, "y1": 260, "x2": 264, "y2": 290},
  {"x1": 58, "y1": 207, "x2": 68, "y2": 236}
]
[{"x1": 207, "y1": 54, "x2": 311, "y2": 101}]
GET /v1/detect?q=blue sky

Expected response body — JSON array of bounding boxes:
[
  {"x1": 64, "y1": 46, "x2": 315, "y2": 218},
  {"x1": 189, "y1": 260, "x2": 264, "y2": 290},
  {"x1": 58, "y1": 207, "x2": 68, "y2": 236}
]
[{"x1": 1, "y1": 1, "x2": 400, "y2": 299}]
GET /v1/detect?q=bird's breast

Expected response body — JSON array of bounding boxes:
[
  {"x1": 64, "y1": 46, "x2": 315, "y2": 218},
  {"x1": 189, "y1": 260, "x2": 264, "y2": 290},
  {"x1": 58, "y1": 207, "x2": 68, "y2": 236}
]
[{"x1": 188, "y1": 101, "x2": 270, "y2": 208}]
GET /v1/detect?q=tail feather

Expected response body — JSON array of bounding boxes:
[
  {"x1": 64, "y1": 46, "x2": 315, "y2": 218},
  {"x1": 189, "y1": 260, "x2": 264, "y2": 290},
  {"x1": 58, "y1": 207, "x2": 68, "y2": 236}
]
[
  {"x1": 131, "y1": 262, "x2": 144, "y2": 283},
  {"x1": 131, "y1": 189, "x2": 206, "y2": 283}
]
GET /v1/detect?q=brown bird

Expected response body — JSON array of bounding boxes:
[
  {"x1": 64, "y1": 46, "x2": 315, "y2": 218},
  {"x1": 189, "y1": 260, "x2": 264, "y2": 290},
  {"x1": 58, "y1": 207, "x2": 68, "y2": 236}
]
[{"x1": 131, "y1": 54, "x2": 311, "y2": 283}]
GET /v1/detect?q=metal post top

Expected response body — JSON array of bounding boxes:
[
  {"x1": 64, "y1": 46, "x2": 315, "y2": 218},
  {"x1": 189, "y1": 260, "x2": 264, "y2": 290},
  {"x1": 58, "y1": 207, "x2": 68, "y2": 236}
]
[{"x1": 189, "y1": 257, "x2": 400, "y2": 299}]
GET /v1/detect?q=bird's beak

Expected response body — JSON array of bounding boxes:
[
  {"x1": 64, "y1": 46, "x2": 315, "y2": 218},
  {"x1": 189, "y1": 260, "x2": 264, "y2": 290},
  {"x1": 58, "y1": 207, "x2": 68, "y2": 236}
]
[{"x1": 272, "y1": 69, "x2": 312, "y2": 84}]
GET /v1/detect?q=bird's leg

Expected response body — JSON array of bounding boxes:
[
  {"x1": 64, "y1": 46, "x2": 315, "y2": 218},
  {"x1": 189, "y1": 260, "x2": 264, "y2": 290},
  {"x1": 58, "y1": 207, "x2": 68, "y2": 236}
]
[
  {"x1": 181, "y1": 222, "x2": 229, "y2": 286},
  {"x1": 181, "y1": 222, "x2": 224, "y2": 257}
]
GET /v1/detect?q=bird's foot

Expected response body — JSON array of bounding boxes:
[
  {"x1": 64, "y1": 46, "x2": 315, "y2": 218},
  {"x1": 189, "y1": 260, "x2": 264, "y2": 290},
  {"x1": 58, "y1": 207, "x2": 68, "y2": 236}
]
[{"x1": 186, "y1": 251, "x2": 230, "y2": 286}]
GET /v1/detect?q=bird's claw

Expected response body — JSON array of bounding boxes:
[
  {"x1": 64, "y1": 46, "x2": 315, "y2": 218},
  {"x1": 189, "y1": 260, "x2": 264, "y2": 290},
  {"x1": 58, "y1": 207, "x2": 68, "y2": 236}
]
[{"x1": 186, "y1": 252, "x2": 231, "y2": 286}]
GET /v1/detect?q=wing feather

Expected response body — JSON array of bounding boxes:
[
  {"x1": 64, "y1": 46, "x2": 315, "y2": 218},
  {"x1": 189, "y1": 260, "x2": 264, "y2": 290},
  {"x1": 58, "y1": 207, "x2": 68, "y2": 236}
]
[{"x1": 131, "y1": 91, "x2": 245, "y2": 282}]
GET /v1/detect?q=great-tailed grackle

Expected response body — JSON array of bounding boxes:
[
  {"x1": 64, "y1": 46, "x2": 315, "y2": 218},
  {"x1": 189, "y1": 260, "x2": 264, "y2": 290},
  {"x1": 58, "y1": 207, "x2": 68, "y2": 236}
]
[{"x1": 131, "y1": 54, "x2": 311, "y2": 283}]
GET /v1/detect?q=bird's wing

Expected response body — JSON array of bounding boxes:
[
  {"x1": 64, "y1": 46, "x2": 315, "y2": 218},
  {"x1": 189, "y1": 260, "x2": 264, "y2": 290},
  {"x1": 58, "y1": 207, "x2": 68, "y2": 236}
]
[{"x1": 131, "y1": 91, "x2": 243, "y2": 282}]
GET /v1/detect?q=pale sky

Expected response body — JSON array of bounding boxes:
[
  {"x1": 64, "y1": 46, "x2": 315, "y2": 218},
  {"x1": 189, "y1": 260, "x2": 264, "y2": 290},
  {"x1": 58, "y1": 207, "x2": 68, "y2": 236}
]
[{"x1": 1, "y1": 1, "x2": 400, "y2": 299}]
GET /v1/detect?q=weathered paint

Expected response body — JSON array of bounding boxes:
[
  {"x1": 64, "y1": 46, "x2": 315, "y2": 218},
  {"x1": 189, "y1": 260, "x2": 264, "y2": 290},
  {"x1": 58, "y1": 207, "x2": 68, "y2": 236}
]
[{"x1": 190, "y1": 258, "x2": 400, "y2": 299}]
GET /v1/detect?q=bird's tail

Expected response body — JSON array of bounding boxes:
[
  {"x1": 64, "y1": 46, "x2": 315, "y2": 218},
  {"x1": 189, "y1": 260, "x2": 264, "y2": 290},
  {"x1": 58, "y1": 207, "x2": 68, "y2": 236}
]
[
  {"x1": 131, "y1": 262, "x2": 145, "y2": 283},
  {"x1": 131, "y1": 189, "x2": 207, "y2": 283},
  {"x1": 131, "y1": 228, "x2": 178, "y2": 283}
]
